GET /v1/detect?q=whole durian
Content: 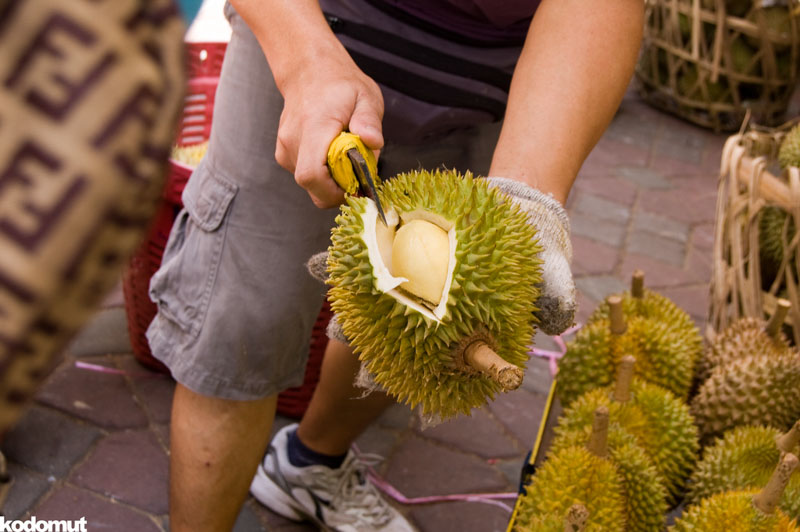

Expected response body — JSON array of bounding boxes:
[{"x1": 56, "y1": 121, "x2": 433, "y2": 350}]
[
  {"x1": 687, "y1": 422, "x2": 800, "y2": 519},
  {"x1": 779, "y1": 124, "x2": 800, "y2": 169},
  {"x1": 557, "y1": 356, "x2": 700, "y2": 504},
  {"x1": 557, "y1": 272, "x2": 701, "y2": 406},
  {"x1": 670, "y1": 453, "x2": 800, "y2": 532},
  {"x1": 327, "y1": 169, "x2": 542, "y2": 418},
  {"x1": 759, "y1": 207, "x2": 796, "y2": 276},
  {"x1": 514, "y1": 504, "x2": 589, "y2": 532},
  {"x1": 690, "y1": 349, "x2": 800, "y2": 441},
  {"x1": 548, "y1": 408, "x2": 669, "y2": 532},
  {"x1": 697, "y1": 300, "x2": 791, "y2": 382},
  {"x1": 746, "y1": 6, "x2": 793, "y2": 52}
]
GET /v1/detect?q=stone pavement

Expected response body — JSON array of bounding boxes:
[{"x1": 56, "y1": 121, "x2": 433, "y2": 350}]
[{"x1": 1, "y1": 86, "x2": 796, "y2": 532}]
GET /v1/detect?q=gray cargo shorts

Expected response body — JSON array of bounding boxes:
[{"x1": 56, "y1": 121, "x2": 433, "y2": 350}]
[{"x1": 146, "y1": 1, "x2": 508, "y2": 400}]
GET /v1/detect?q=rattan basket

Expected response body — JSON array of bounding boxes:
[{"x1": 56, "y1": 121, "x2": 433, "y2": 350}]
[
  {"x1": 708, "y1": 119, "x2": 800, "y2": 343},
  {"x1": 636, "y1": 0, "x2": 800, "y2": 131}
]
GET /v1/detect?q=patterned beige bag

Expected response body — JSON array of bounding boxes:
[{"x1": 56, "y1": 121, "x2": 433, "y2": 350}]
[{"x1": 0, "y1": 0, "x2": 185, "y2": 435}]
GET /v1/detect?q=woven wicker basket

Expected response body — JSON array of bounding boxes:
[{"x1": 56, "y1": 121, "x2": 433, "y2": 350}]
[
  {"x1": 708, "y1": 119, "x2": 800, "y2": 343},
  {"x1": 636, "y1": 0, "x2": 800, "y2": 131}
]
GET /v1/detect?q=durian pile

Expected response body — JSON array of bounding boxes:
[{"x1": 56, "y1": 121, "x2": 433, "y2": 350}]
[{"x1": 326, "y1": 168, "x2": 543, "y2": 418}]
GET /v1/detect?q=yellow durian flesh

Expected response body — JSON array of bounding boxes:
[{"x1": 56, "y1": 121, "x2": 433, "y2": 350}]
[{"x1": 391, "y1": 219, "x2": 450, "y2": 305}]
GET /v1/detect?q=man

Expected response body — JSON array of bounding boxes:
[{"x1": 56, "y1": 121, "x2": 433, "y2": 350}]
[{"x1": 147, "y1": 0, "x2": 644, "y2": 530}]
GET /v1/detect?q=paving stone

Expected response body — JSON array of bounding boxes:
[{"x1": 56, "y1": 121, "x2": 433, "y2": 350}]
[
  {"x1": 233, "y1": 501, "x2": 267, "y2": 532},
  {"x1": 653, "y1": 122, "x2": 706, "y2": 165},
  {"x1": 620, "y1": 253, "x2": 705, "y2": 288},
  {"x1": 616, "y1": 166, "x2": 673, "y2": 189},
  {"x1": 572, "y1": 175, "x2": 639, "y2": 206},
  {"x1": 569, "y1": 212, "x2": 627, "y2": 247},
  {"x1": 356, "y1": 424, "x2": 405, "y2": 463},
  {"x1": 415, "y1": 408, "x2": 521, "y2": 459},
  {"x1": 604, "y1": 107, "x2": 659, "y2": 150},
  {"x1": 2, "y1": 464, "x2": 52, "y2": 520},
  {"x1": 33, "y1": 485, "x2": 162, "y2": 532},
  {"x1": 151, "y1": 424, "x2": 170, "y2": 452},
  {"x1": 572, "y1": 193, "x2": 631, "y2": 224},
  {"x1": 575, "y1": 276, "x2": 627, "y2": 304},
  {"x1": 117, "y1": 355, "x2": 175, "y2": 424},
  {"x1": 35, "y1": 356, "x2": 149, "y2": 429},
  {"x1": 628, "y1": 230, "x2": 687, "y2": 266},
  {"x1": 411, "y1": 500, "x2": 513, "y2": 532},
  {"x1": 246, "y1": 498, "x2": 317, "y2": 531},
  {"x1": 383, "y1": 435, "x2": 509, "y2": 498},
  {"x1": 638, "y1": 181, "x2": 718, "y2": 224},
  {"x1": 632, "y1": 211, "x2": 690, "y2": 243},
  {"x1": 67, "y1": 307, "x2": 132, "y2": 357},
  {"x1": 1, "y1": 406, "x2": 101, "y2": 478},
  {"x1": 486, "y1": 388, "x2": 548, "y2": 450},
  {"x1": 572, "y1": 235, "x2": 619, "y2": 276},
  {"x1": 495, "y1": 457, "x2": 526, "y2": 490},
  {"x1": 659, "y1": 284, "x2": 709, "y2": 321},
  {"x1": 376, "y1": 402, "x2": 414, "y2": 431},
  {"x1": 685, "y1": 245, "x2": 713, "y2": 286},
  {"x1": 575, "y1": 289, "x2": 600, "y2": 324},
  {"x1": 580, "y1": 137, "x2": 650, "y2": 176},
  {"x1": 691, "y1": 222, "x2": 716, "y2": 252},
  {"x1": 521, "y1": 351, "x2": 554, "y2": 397},
  {"x1": 70, "y1": 430, "x2": 169, "y2": 515}
]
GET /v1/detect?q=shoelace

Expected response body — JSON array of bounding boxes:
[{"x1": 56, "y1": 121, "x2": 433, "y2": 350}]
[{"x1": 330, "y1": 453, "x2": 393, "y2": 525}]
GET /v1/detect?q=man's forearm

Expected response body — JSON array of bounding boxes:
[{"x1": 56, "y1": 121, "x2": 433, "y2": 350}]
[{"x1": 490, "y1": 0, "x2": 644, "y2": 204}]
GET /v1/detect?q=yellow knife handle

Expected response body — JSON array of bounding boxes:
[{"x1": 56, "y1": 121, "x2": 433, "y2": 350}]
[{"x1": 326, "y1": 131, "x2": 378, "y2": 195}]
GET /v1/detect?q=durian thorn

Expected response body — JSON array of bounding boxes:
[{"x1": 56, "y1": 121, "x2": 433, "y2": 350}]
[
  {"x1": 752, "y1": 452, "x2": 799, "y2": 515},
  {"x1": 631, "y1": 269, "x2": 645, "y2": 299},
  {"x1": 586, "y1": 406, "x2": 610, "y2": 459},
  {"x1": 608, "y1": 296, "x2": 626, "y2": 335},
  {"x1": 776, "y1": 420, "x2": 800, "y2": 454},
  {"x1": 765, "y1": 298, "x2": 791, "y2": 339},
  {"x1": 564, "y1": 503, "x2": 589, "y2": 532},
  {"x1": 613, "y1": 355, "x2": 636, "y2": 403},
  {"x1": 463, "y1": 341, "x2": 523, "y2": 391}
]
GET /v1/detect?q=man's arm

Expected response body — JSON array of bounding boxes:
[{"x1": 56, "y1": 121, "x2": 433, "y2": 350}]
[
  {"x1": 490, "y1": 0, "x2": 645, "y2": 204},
  {"x1": 229, "y1": 0, "x2": 384, "y2": 208}
]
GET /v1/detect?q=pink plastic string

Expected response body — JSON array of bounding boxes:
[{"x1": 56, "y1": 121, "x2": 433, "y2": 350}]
[
  {"x1": 528, "y1": 324, "x2": 581, "y2": 377},
  {"x1": 74, "y1": 360, "x2": 166, "y2": 379}
]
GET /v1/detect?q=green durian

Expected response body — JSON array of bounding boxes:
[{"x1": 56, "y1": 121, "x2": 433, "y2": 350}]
[
  {"x1": 678, "y1": 64, "x2": 728, "y2": 101},
  {"x1": 729, "y1": 38, "x2": 759, "y2": 76},
  {"x1": 687, "y1": 423, "x2": 800, "y2": 519},
  {"x1": 746, "y1": 7, "x2": 793, "y2": 52},
  {"x1": 690, "y1": 350, "x2": 800, "y2": 441},
  {"x1": 327, "y1": 169, "x2": 542, "y2": 418},
  {"x1": 671, "y1": 453, "x2": 800, "y2": 532},
  {"x1": 514, "y1": 504, "x2": 589, "y2": 532},
  {"x1": 779, "y1": 125, "x2": 800, "y2": 169},
  {"x1": 557, "y1": 356, "x2": 699, "y2": 504},
  {"x1": 759, "y1": 207, "x2": 796, "y2": 276},
  {"x1": 549, "y1": 409, "x2": 669, "y2": 532},
  {"x1": 698, "y1": 301, "x2": 791, "y2": 382},
  {"x1": 557, "y1": 272, "x2": 701, "y2": 406}
]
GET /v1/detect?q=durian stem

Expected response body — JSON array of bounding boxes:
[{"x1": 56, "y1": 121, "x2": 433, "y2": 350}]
[
  {"x1": 613, "y1": 355, "x2": 636, "y2": 403},
  {"x1": 765, "y1": 298, "x2": 791, "y2": 339},
  {"x1": 564, "y1": 504, "x2": 589, "y2": 532},
  {"x1": 753, "y1": 452, "x2": 799, "y2": 514},
  {"x1": 463, "y1": 342, "x2": 523, "y2": 391},
  {"x1": 608, "y1": 296, "x2": 626, "y2": 335},
  {"x1": 631, "y1": 270, "x2": 645, "y2": 299},
  {"x1": 586, "y1": 406, "x2": 610, "y2": 459},
  {"x1": 777, "y1": 420, "x2": 800, "y2": 454}
]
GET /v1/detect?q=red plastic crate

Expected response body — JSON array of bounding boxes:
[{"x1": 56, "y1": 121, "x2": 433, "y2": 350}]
[{"x1": 123, "y1": 41, "x2": 330, "y2": 418}]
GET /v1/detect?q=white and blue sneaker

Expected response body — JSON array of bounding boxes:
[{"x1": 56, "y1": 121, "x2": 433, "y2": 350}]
[{"x1": 250, "y1": 423, "x2": 416, "y2": 532}]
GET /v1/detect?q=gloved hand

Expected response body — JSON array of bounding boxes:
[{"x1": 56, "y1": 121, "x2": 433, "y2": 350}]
[
  {"x1": 485, "y1": 177, "x2": 575, "y2": 336},
  {"x1": 306, "y1": 252, "x2": 349, "y2": 344}
]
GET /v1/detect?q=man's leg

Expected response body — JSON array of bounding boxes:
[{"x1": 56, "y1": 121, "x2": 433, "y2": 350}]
[{"x1": 169, "y1": 384, "x2": 276, "y2": 532}]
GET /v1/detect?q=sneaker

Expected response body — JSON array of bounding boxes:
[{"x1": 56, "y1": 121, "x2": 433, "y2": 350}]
[{"x1": 250, "y1": 423, "x2": 417, "y2": 532}]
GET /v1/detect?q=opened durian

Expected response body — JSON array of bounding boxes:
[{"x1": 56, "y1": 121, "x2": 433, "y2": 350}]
[
  {"x1": 670, "y1": 453, "x2": 800, "y2": 531},
  {"x1": 557, "y1": 271, "x2": 701, "y2": 406},
  {"x1": 557, "y1": 356, "x2": 699, "y2": 503},
  {"x1": 327, "y1": 169, "x2": 542, "y2": 418},
  {"x1": 687, "y1": 422, "x2": 800, "y2": 519},
  {"x1": 548, "y1": 407, "x2": 669, "y2": 532},
  {"x1": 690, "y1": 348, "x2": 800, "y2": 441},
  {"x1": 697, "y1": 300, "x2": 791, "y2": 382}
]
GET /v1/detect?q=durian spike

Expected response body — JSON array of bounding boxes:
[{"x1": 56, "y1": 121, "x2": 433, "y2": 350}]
[
  {"x1": 608, "y1": 296, "x2": 626, "y2": 335},
  {"x1": 765, "y1": 298, "x2": 791, "y2": 339},
  {"x1": 586, "y1": 406, "x2": 610, "y2": 458},
  {"x1": 613, "y1": 355, "x2": 636, "y2": 403},
  {"x1": 631, "y1": 269, "x2": 645, "y2": 299},
  {"x1": 752, "y1": 452, "x2": 799, "y2": 514},
  {"x1": 564, "y1": 503, "x2": 589, "y2": 532},
  {"x1": 463, "y1": 341, "x2": 523, "y2": 391},
  {"x1": 776, "y1": 419, "x2": 800, "y2": 454}
]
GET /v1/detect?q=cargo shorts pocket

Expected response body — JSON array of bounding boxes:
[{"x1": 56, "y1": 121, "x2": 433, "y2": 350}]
[{"x1": 149, "y1": 172, "x2": 238, "y2": 340}]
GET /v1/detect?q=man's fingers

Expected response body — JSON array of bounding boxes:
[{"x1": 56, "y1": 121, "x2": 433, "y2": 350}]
[
  {"x1": 295, "y1": 123, "x2": 347, "y2": 208},
  {"x1": 349, "y1": 93, "x2": 384, "y2": 151}
]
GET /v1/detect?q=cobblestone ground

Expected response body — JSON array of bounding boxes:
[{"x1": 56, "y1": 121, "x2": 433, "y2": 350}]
[{"x1": 1, "y1": 86, "x2": 797, "y2": 532}]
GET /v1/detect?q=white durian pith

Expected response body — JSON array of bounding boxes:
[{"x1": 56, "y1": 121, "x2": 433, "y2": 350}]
[{"x1": 326, "y1": 169, "x2": 543, "y2": 418}]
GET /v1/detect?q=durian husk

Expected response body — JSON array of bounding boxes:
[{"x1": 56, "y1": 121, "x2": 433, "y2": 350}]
[
  {"x1": 512, "y1": 446, "x2": 627, "y2": 531},
  {"x1": 327, "y1": 169, "x2": 542, "y2": 418},
  {"x1": 557, "y1": 289, "x2": 701, "y2": 407},
  {"x1": 669, "y1": 488, "x2": 800, "y2": 531},
  {"x1": 556, "y1": 379, "x2": 699, "y2": 504},
  {"x1": 697, "y1": 316, "x2": 791, "y2": 382},
  {"x1": 779, "y1": 124, "x2": 800, "y2": 169},
  {"x1": 690, "y1": 351, "x2": 800, "y2": 442},
  {"x1": 687, "y1": 425, "x2": 800, "y2": 519},
  {"x1": 549, "y1": 425, "x2": 669, "y2": 532}
]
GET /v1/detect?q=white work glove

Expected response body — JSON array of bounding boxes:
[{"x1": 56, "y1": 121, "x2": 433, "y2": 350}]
[{"x1": 486, "y1": 177, "x2": 575, "y2": 336}]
